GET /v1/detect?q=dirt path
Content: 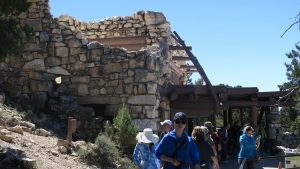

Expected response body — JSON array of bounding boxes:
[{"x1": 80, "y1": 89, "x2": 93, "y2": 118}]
[{"x1": 0, "y1": 130, "x2": 98, "y2": 169}]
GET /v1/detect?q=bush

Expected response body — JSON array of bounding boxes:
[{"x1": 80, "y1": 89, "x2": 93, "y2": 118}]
[
  {"x1": 77, "y1": 134, "x2": 135, "y2": 169},
  {"x1": 105, "y1": 104, "x2": 137, "y2": 153}
]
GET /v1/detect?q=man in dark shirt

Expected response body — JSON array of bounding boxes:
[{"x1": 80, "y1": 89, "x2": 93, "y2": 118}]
[{"x1": 155, "y1": 112, "x2": 200, "y2": 169}]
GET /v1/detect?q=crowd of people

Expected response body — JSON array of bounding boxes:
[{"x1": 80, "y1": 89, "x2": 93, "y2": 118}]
[{"x1": 133, "y1": 112, "x2": 261, "y2": 169}]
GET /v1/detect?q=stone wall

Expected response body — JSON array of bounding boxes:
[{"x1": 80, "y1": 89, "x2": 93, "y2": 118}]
[
  {"x1": 0, "y1": 0, "x2": 174, "y2": 133},
  {"x1": 56, "y1": 11, "x2": 171, "y2": 46}
]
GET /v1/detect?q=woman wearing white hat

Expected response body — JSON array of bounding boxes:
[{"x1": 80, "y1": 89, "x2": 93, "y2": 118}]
[{"x1": 133, "y1": 128, "x2": 160, "y2": 169}]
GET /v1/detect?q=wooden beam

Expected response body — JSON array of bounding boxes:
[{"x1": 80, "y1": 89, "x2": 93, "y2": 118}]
[
  {"x1": 94, "y1": 36, "x2": 147, "y2": 45},
  {"x1": 171, "y1": 100, "x2": 215, "y2": 109},
  {"x1": 180, "y1": 65, "x2": 196, "y2": 69},
  {"x1": 226, "y1": 100, "x2": 257, "y2": 107},
  {"x1": 258, "y1": 91, "x2": 289, "y2": 98},
  {"x1": 172, "y1": 31, "x2": 220, "y2": 113},
  {"x1": 93, "y1": 36, "x2": 147, "y2": 51},
  {"x1": 172, "y1": 56, "x2": 191, "y2": 61},
  {"x1": 251, "y1": 105, "x2": 258, "y2": 130},
  {"x1": 169, "y1": 45, "x2": 192, "y2": 51},
  {"x1": 186, "y1": 69, "x2": 198, "y2": 73},
  {"x1": 227, "y1": 88, "x2": 258, "y2": 95},
  {"x1": 171, "y1": 108, "x2": 213, "y2": 117},
  {"x1": 159, "y1": 85, "x2": 227, "y2": 96}
]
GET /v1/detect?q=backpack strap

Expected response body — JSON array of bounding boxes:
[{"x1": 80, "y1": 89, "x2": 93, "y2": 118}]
[{"x1": 171, "y1": 137, "x2": 187, "y2": 158}]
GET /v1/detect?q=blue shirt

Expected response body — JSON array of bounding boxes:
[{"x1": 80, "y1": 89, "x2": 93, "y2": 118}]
[
  {"x1": 155, "y1": 130, "x2": 200, "y2": 169},
  {"x1": 133, "y1": 142, "x2": 159, "y2": 169},
  {"x1": 238, "y1": 132, "x2": 258, "y2": 159}
]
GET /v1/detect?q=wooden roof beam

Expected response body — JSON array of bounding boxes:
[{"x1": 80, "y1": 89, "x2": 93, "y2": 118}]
[
  {"x1": 186, "y1": 69, "x2": 198, "y2": 73},
  {"x1": 172, "y1": 31, "x2": 220, "y2": 113},
  {"x1": 180, "y1": 65, "x2": 196, "y2": 69},
  {"x1": 169, "y1": 45, "x2": 192, "y2": 51},
  {"x1": 172, "y1": 56, "x2": 191, "y2": 61}
]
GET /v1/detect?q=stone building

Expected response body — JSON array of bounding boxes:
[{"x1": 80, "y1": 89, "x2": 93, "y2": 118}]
[
  {"x1": 0, "y1": 0, "x2": 295, "y2": 140},
  {"x1": 0, "y1": 0, "x2": 190, "y2": 135}
]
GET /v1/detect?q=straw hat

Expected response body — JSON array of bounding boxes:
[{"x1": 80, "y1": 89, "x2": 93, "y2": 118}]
[{"x1": 136, "y1": 128, "x2": 159, "y2": 144}]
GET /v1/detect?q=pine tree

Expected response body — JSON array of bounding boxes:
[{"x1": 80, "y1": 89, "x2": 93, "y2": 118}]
[
  {"x1": 279, "y1": 45, "x2": 300, "y2": 134},
  {"x1": 0, "y1": 0, "x2": 32, "y2": 58},
  {"x1": 104, "y1": 104, "x2": 137, "y2": 153}
]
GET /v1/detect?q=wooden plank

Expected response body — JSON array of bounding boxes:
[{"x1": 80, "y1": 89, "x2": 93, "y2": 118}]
[
  {"x1": 171, "y1": 100, "x2": 215, "y2": 109},
  {"x1": 159, "y1": 85, "x2": 227, "y2": 96},
  {"x1": 172, "y1": 31, "x2": 220, "y2": 113},
  {"x1": 95, "y1": 36, "x2": 147, "y2": 45},
  {"x1": 171, "y1": 108, "x2": 213, "y2": 117},
  {"x1": 258, "y1": 91, "x2": 289, "y2": 98},
  {"x1": 227, "y1": 88, "x2": 258, "y2": 95},
  {"x1": 169, "y1": 45, "x2": 192, "y2": 51},
  {"x1": 172, "y1": 56, "x2": 191, "y2": 61},
  {"x1": 101, "y1": 44, "x2": 146, "y2": 51},
  {"x1": 180, "y1": 65, "x2": 196, "y2": 69},
  {"x1": 93, "y1": 36, "x2": 147, "y2": 51},
  {"x1": 186, "y1": 69, "x2": 198, "y2": 73},
  {"x1": 226, "y1": 100, "x2": 257, "y2": 107}
]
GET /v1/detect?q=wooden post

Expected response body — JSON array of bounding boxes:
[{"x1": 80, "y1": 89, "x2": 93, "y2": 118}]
[
  {"x1": 240, "y1": 108, "x2": 244, "y2": 127},
  {"x1": 228, "y1": 108, "x2": 233, "y2": 125},
  {"x1": 66, "y1": 117, "x2": 77, "y2": 143},
  {"x1": 223, "y1": 110, "x2": 228, "y2": 128},
  {"x1": 251, "y1": 106, "x2": 258, "y2": 130}
]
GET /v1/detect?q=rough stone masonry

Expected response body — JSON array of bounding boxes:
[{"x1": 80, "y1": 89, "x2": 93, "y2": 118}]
[{"x1": 0, "y1": 0, "x2": 183, "y2": 135}]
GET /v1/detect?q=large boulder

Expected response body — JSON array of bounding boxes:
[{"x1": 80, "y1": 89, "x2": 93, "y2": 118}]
[
  {"x1": 144, "y1": 11, "x2": 167, "y2": 25},
  {"x1": 35, "y1": 128, "x2": 51, "y2": 137},
  {"x1": 6, "y1": 117, "x2": 20, "y2": 127},
  {"x1": 7, "y1": 126, "x2": 23, "y2": 135}
]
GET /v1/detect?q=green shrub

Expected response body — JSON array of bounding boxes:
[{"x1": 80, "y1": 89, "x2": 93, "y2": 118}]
[
  {"x1": 77, "y1": 134, "x2": 134, "y2": 168},
  {"x1": 103, "y1": 120, "x2": 114, "y2": 139},
  {"x1": 105, "y1": 104, "x2": 137, "y2": 153}
]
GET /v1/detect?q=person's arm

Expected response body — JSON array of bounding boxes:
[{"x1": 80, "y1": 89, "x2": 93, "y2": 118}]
[
  {"x1": 211, "y1": 156, "x2": 220, "y2": 169},
  {"x1": 255, "y1": 139, "x2": 260, "y2": 150},
  {"x1": 217, "y1": 143, "x2": 222, "y2": 152},
  {"x1": 190, "y1": 139, "x2": 200, "y2": 168},
  {"x1": 155, "y1": 137, "x2": 180, "y2": 167},
  {"x1": 212, "y1": 145, "x2": 217, "y2": 157},
  {"x1": 133, "y1": 143, "x2": 142, "y2": 169},
  {"x1": 239, "y1": 133, "x2": 247, "y2": 146},
  {"x1": 160, "y1": 155, "x2": 181, "y2": 166}
]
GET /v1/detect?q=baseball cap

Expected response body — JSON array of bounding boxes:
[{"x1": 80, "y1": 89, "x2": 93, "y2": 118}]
[
  {"x1": 160, "y1": 120, "x2": 172, "y2": 126},
  {"x1": 204, "y1": 121, "x2": 213, "y2": 127},
  {"x1": 173, "y1": 112, "x2": 187, "y2": 121}
]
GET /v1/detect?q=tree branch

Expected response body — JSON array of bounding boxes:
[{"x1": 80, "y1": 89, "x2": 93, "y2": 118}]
[
  {"x1": 281, "y1": 20, "x2": 300, "y2": 38},
  {"x1": 276, "y1": 86, "x2": 299, "y2": 103}
]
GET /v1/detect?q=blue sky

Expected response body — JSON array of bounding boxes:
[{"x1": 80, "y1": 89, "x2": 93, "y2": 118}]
[{"x1": 50, "y1": 0, "x2": 300, "y2": 91}]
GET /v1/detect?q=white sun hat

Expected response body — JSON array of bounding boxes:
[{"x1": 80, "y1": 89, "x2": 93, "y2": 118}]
[{"x1": 136, "y1": 128, "x2": 159, "y2": 144}]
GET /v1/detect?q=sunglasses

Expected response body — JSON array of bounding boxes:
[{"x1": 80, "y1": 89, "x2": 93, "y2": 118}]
[{"x1": 175, "y1": 118, "x2": 186, "y2": 124}]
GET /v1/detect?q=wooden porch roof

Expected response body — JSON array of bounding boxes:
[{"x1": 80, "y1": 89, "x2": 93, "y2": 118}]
[{"x1": 160, "y1": 85, "x2": 295, "y2": 116}]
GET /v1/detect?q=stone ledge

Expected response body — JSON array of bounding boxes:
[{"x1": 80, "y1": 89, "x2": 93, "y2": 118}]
[{"x1": 77, "y1": 96, "x2": 122, "y2": 105}]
